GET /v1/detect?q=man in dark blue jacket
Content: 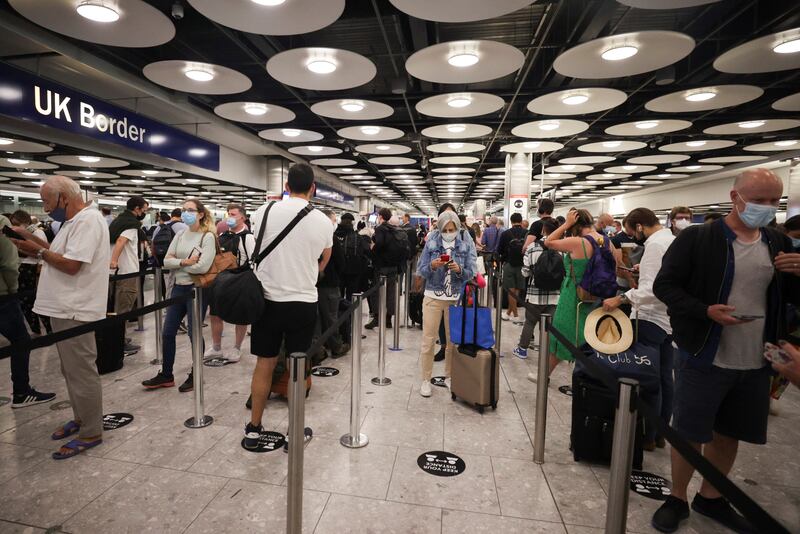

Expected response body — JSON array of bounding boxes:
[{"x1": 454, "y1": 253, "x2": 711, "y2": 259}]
[{"x1": 651, "y1": 169, "x2": 800, "y2": 533}]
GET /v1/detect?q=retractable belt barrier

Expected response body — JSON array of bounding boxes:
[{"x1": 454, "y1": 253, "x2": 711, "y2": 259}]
[{"x1": 547, "y1": 325, "x2": 790, "y2": 534}]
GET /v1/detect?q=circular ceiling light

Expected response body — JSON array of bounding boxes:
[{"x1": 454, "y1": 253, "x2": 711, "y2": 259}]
[
  {"x1": 635, "y1": 121, "x2": 659, "y2": 129},
  {"x1": 686, "y1": 140, "x2": 706, "y2": 147},
  {"x1": 360, "y1": 126, "x2": 381, "y2": 135},
  {"x1": 448, "y1": 142, "x2": 464, "y2": 149},
  {"x1": 539, "y1": 121, "x2": 561, "y2": 131},
  {"x1": 685, "y1": 91, "x2": 716, "y2": 102},
  {"x1": 141, "y1": 170, "x2": 159, "y2": 175},
  {"x1": 243, "y1": 103, "x2": 268, "y2": 116},
  {"x1": 282, "y1": 128, "x2": 302, "y2": 137},
  {"x1": 308, "y1": 146, "x2": 325, "y2": 152},
  {"x1": 251, "y1": 0, "x2": 287, "y2": 5},
  {"x1": 775, "y1": 140, "x2": 798, "y2": 146},
  {"x1": 0, "y1": 138, "x2": 13, "y2": 145},
  {"x1": 601, "y1": 45, "x2": 638, "y2": 61},
  {"x1": 738, "y1": 120, "x2": 765, "y2": 129},
  {"x1": 686, "y1": 165, "x2": 701, "y2": 170},
  {"x1": 184, "y1": 68, "x2": 214, "y2": 82},
  {"x1": 562, "y1": 94, "x2": 589, "y2": 106},
  {"x1": 623, "y1": 165, "x2": 637, "y2": 171},
  {"x1": 7, "y1": 158, "x2": 29, "y2": 165},
  {"x1": 78, "y1": 155, "x2": 101, "y2": 163},
  {"x1": 562, "y1": 165, "x2": 576, "y2": 170},
  {"x1": 773, "y1": 37, "x2": 800, "y2": 54},
  {"x1": 21, "y1": 171, "x2": 39, "y2": 177},
  {"x1": 524, "y1": 142, "x2": 541, "y2": 149},
  {"x1": 306, "y1": 59, "x2": 337, "y2": 74},
  {"x1": 603, "y1": 141, "x2": 622, "y2": 148},
  {"x1": 76, "y1": 1, "x2": 120, "y2": 23},
  {"x1": 340, "y1": 101, "x2": 365, "y2": 112},
  {"x1": 79, "y1": 170, "x2": 96, "y2": 176},
  {"x1": 79, "y1": 180, "x2": 94, "y2": 185},
  {"x1": 131, "y1": 179, "x2": 145, "y2": 184},
  {"x1": 447, "y1": 53, "x2": 480, "y2": 68},
  {"x1": 375, "y1": 145, "x2": 391, "y2": 151},
  {"x1": 446, "y1": 124, "x2": 467, "y2": 133},
  {"x1": 447, "y1": 96, "x2": 472, "y2": 108}
]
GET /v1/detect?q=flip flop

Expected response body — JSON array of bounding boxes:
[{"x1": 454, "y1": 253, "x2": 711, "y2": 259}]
[
  {"x1": 52, "y1": 438, "x2": 102, "y2": 460},
  {"x1": 51, "y1": 420, "x2": 80, "y2": 441}
]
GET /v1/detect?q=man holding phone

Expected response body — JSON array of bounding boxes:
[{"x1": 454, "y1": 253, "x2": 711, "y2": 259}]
[{"x1": 652, "y1": 169, "x2": 800, "y2": 532}]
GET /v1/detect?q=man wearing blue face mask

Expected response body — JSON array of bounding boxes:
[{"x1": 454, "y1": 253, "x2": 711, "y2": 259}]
[
  {"x1": 651, "y1": 169, "x2": 800, "y2": 533},
  {"x1": 783, "y1": 214, "x2": 800, "y2": 252}
]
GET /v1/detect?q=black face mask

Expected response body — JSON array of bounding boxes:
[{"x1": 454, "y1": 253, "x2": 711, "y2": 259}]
[{"x1": 136, "y1": 212, "x2": 146, "y2": 221}]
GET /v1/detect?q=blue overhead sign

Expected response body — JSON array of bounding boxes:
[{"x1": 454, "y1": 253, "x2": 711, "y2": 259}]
[
  {"x1": 0, "y1": 61, "x2": 220, "y2": 171},
  {"x1": 315, "y1": 182, "x2": 354, "y2": 206}
]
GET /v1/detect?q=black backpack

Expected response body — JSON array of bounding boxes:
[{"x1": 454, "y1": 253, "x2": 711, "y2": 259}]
[
  {"x1": 339, "y1": 231, "x2": 365, "y2": 276},
  {"x1": 381, "y1": 225, "x2": 411, "y2": 267},
  {"x1": 151, "y1": 221, "x2": 177, "y2": 266},
  {"x1": 532, "y1": 247, "x2": 566, "y2": 291},
  {"x1": 506, "y1": 230, "x2": 527, "y2": 267},
  {"x1": 218, "y1": 230, "x2": 251, "y2": 265}
]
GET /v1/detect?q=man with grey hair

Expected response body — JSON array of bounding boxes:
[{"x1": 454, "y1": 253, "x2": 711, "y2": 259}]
[
  {"x1": 652, "y1": 168, "x2": 800, "y2": 532},
  {"x1": 595, "y1": 212, "x2": 615, "y2": 236},
  {"x1": 13, "y1": 175, "x2": 110, "y2": 460}
]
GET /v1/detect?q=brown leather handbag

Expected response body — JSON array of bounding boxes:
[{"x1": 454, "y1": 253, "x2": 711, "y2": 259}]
[{"x1": 191, "y1": 232, "x2": 238, "y2": 288}]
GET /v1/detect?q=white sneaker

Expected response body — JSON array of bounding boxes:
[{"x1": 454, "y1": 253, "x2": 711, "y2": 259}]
[
  {"x1": 226, "y1": 347, "x2": 242, "y2": 363},
  {"x1": 203, "y1": 346, "x2": 223, "y2": 361},
  {"x1": 501, "y1": 312, "x2": 511, "y2": 322},
  {"x1": 444, "y1": 377, "x2": 451, "y2": 390},
  {"x1": 527, "y1": 372, "x2": 537, "y2": 384},
  {"x1": 420, "y1": 380, "x2": 432, "y2": 397}
]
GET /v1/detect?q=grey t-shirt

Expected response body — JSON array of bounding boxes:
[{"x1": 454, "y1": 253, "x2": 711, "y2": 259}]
[{"x1": 713, "y1": 237, "x2": 774, "y2": 370}]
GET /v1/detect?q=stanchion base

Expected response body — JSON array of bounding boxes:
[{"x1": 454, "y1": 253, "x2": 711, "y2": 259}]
[
  {"x1": 388, "y1": 347, "x2": 403, "y2": 352},
  {"x1": 184, "y1": 415, "x2": 214, "y2": 429},
  {"x1": 340, "y1": 433, "x2": 369, "y2": 449},
  {"x1": 371, "y1": 377, "x2": 392, "y2": 386}
]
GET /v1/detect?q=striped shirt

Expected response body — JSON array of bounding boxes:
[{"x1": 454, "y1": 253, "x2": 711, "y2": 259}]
[{"x1": 521, "y1": 242, "x2": 560, "y2": 306}]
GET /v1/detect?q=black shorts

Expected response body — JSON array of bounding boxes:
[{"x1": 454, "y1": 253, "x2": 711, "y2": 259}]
[
  {"x1": 672, "y1": 354, "x2": 771, "y2": 444},
  {"x1": 250, "y1": 299, "x2": 317, "y2": 358}
]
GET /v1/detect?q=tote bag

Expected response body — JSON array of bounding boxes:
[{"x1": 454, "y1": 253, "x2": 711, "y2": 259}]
[{"x1": 449, "y1": 288, "x2": 495, "y2": 349}]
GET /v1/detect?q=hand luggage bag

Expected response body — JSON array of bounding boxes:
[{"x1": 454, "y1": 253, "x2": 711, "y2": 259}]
[
  {"x1": 450, "y1": 288, "x2": 499, "y2": 413},
  {"x1": 269, "y1": 350, "x2": 312, "y2": 399},
  {"x1": 95, "y1": 271, "x2": 125, "y2": 375}
]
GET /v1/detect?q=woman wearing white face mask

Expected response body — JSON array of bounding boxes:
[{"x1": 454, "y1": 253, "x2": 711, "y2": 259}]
[
  {"x1": 669, "y1": 206, "x2": 693, "y2": 236},
  {"x1": 415, "y1": 211, "x2": 478, "y2": 397}
]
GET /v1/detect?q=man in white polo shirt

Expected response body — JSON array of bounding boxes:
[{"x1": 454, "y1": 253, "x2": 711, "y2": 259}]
[
  {"x1": 243, "y1": 163, "x2": 332, "y2": 449},
  {"x1": 13, "y1": 175, "x2": 110, "y2": 460}
]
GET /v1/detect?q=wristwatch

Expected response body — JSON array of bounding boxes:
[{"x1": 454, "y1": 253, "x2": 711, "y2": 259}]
[
  {"x1": 36, "y1": 248, "x2": 46, "y2": 261},
  {"x1": 619, "y1": 293, "x2": 629, "y2": 304}
]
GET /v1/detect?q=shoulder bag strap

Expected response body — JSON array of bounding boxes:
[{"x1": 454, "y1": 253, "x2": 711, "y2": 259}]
[
  {"x1": 253, "y1": 204, "x2": 315, "y2": 265},
  {"x1": 251, "y1": 202, "x2": 275, "y2": 266}
]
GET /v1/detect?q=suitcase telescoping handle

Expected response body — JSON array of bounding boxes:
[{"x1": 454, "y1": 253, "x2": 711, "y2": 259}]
[{"x1": 459, "y1": 280, "x2": 481, "y2": 349}]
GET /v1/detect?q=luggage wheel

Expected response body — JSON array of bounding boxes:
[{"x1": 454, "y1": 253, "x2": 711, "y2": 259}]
[
  {"x1": 451, "y1": 393, "x2": 456, "y2": 401},
  {"x1": 491, "y1": 403, "x2": 497, "y2": 410},
  {"x1": 477, "y1": 405, "x2": 485, "y2": 414}
]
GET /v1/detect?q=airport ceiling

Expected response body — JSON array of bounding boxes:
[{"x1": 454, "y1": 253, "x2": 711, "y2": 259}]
[{"x1": 1, "y1": 0, "x2": 799, "y2": 213}]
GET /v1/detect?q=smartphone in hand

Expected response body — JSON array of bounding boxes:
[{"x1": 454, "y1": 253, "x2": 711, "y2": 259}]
[
  {"x1": 440, "y1": 253, "x2": 451, "y2": 263},
  {"x1": 1, "y1": 225, "x2": 24, "y2": 240}
]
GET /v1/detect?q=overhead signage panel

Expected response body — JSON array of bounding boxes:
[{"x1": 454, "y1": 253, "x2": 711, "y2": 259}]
[{"x1": 0, "y1": 61, "x2": 220, "y2": 171}]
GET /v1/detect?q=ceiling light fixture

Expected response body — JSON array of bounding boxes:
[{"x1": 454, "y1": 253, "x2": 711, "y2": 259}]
[
  {"x1": 142, "y1": 170, "x2": 159, "y2": 175},
  {"x1": 562, "y1": 165, "x2": 576, "y2": 170},
  {"x1": 340, "y1": 100, "x2": 365, "y2": 113},
  {"x1": 375, "y1": 145, "x2": 391, "y2": 151},
  {"x1": 686, "y1": 140, "x2": 706, "y2": 147},
  {"x1": 78, "y1": 155, "x2": 101, "y2": 163},
  {"x1": 251, "y1": 0, "x2": 287, "y2": 5},
  {"x1": 7, "y1": 158, "x2": 29, "y2": 165},
  {"x1": 76, "y1": 1, "x2": 120, "y2": 23},
  {"x1": 243, "y1": 103, "x2": 268, "y2": 116},
  {"x1": 79, "y1": 170, "x2": 96, "y2": 176},
  {"x1": 447, "y1": 53, "x2": 479, "y2": 68},
  {"x1": 360, "y1": 126, "x2": 380, "y2": 135},
  {"x1": 79, "y1": 180, "x2": 94, "y2": 185},
  {"x1": 448, "y1": 142, "x2": 464, "y2": 149},
  {"x1": 539, "y1": 121, "x2": 560, "y2": 131},
  {"x1": 306, "y1": 59, "x2": 337, "y2": 74},
  {"x1": 773, "y1": 37, "x2": 800, "y2": 54},
  {"x1": 187, "y1": 179, "x2": 199, "y2": 183},
  {"x1": 685, "y1": 91, "x2": 716, "y2": 102},
  {"x1": 686, "y1": 165, "x2": 701, "y2": 170},
  {"x1": 601, "y1": 45, "x2": 638, "y2": 61},
  {"x1": 447, "y1": 96, "x2": 472, "y2": 108},
  {"x1": 738, "y1": 120, "x2": 765, "y2": 129},
  {"x1": 0, "y1": 138, "x2": 13, "y2": 145},
  {"x1": 623, "y1": 165, "x2": 637, "y2": 171},
  {"x1": 184, "y1": 67, "x2": 215, "y2": 82},
  {"x1": 635, "y1": 121, "x2": 659, "y2": 130},
  {"x1": 562, "y1": 94, "x2": 589, "y2": 106},
  {"x1": 282, "y1": 129, "x2": 302, "y2": 137},
  {"x1": 21, "y1": 172, "x2": 39, "y2": 177},
  {"x1": 658, "y1": 174, "x2": 671, "y2": 178},
  {"x1": 602, "y1": 141, "x2": 622, "y2": 148},
  {"x1": 446, "y1": 124, "x2": 467, "y2": 133},
  {"x1": 308, "y1": 146, "x2": 324, "y2": 152},
  {"x1": 775, "y1": 140, "x2": 798, "y2": 147},
  {"x1": 131, "y1": 179, "x2": 145, "y2": 184}
]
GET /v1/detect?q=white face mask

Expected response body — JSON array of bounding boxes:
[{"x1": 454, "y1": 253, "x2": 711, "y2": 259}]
[
  {"x1": 441, "y1": 231, "x2": 457, "y2": 243},
  {"x1": 673, "y1": 219, "x2": 691, "y2": 231}
]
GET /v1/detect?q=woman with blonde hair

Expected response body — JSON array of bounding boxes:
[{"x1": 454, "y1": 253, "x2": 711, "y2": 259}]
[{"x1": 142, "y1": 198, "x2": 217, "y2": 393}]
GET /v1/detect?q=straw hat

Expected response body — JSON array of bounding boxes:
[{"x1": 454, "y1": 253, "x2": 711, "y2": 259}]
[{"x1": 584, "y1": 307, "x2": 634, "y2": 354}]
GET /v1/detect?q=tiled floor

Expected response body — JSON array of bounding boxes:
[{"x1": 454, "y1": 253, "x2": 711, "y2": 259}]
[{"x1": 0, "y1": 296, "x2": 798, "y2": 534}]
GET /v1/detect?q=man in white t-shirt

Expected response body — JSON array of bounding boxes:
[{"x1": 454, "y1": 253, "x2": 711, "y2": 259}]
[
  {"x1": 12, "y1": 175, "x2": 110, "y2": 459},
  {"x1": 205, "y1": 203, "x2": 256, "y2": 364},
  {"x1": 243, "y1": 163, "x2": 332, "y2": 449}
]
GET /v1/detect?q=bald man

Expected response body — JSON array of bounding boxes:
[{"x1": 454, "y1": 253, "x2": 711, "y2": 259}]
[
  {"x1": 652, "y1": 169, "x2": 800, "y2": 532},
  {"x1": 595, "y1": 212, "x2": 615, "y2": 236},
  {"x1": 13, "y1": 176, "x2": 110, "y2": 460}
]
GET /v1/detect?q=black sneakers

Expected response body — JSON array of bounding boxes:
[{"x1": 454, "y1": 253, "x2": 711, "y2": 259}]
[
  {"x1": 652, "y1": 495, "x2": 690, "y2": 533},
  {"x1": 178, "y1": 373, "x2": 194, "y2": 393},
  {"x1": 283, "y1": 427, "x2": 313, "y2": 453},
  {"x1": 364, "y1": 317, "x2": 378, "y2": 330},
  {"x1": 142, "y1": 373, "x2": 174, "y2": 389},
  {"x1": 11, "y1": 389, "x2": 56, "y2": 409},
  {"x1": 243, "y1": 422, "x2": 263, "y2": 449},
  {"x1": 434, "y1": 348, "x2": 446, "y2": 362},
  {"x1": 692, "y1": 494, "x2": 756, "y2": 533}
]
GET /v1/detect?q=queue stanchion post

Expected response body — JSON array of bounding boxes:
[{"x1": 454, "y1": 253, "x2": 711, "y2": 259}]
[
  {"x1": 605, "y1": 378, "x2": 640, "y2": 534},
  {"x1": 134, "y1": 272, "x2": 145, "y2": 331},
  {"x1": 533, "y1": 313, "x2": 552, "y2": 464},
  {"x1": 390, "y1": 272, "x2": 401, "y2": 351},
  {"x1": 371, "y1": 276, "x2": 391, "y2": 386},
  {"x1": 341, "y1": 293, "x2": 368, "y2": 449},
  {"x1": 184, "y1": 287, "x2": 213, "y2": 429},
  {"x1": 286, "y1": 351, "x2": 308, "y2": 534},
  {"x1": 494, "y1": 264, "x2": 503, "y2": 357},
  {"x1": 151, "y1": 266, "x2": 164, "y2": 366}
]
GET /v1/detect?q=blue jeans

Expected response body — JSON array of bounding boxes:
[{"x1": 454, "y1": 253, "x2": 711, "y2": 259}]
[
  {"x1": 0, "y1": 300, "x2": 32, "y2": 395},
  {"x1": 162, "y1": 285, "x2": 207, "y2": 377}
]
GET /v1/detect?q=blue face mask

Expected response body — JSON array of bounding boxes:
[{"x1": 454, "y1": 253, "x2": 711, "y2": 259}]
[
  {"x1": 604, "y1": 226, "x2": 616, "y2": 235},
  {"x1": 736, "y1": 194, "x2": 777, "y2": 229},
  {"x1": 791, "y1": 237, "x2": 800, "y2": 250},
  {"x1": 48, "y1": 194, "x2": 66, "y2": 223},
  {"x1": 226, "y1": 217, "x2": 237, "y2": 228},
  {"x1": 181, "y1": 211, "x2": 197, "y2": 226}
]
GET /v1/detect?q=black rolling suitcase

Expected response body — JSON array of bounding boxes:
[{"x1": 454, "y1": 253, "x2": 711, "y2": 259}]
[
  {"x1": 571, "y1": 372, "x2": 644, "y2": 470},
  {"x1": 95, "y1": 273, "x2": 125, "y2": 375}
]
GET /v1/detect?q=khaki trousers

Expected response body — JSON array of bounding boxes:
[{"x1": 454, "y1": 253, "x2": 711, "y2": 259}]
[
  {"x1": 420, "y1": 296, "x2": 457, "y2": 381},
  {"x1": 50, "y1": 318, "x2": 104, "y2": 439},
  {"x1": 114, "y1": 276, "x2": 139, "y2": 314}
]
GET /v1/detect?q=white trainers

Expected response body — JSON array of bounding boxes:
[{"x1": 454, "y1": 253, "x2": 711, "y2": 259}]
[
  {"x1": 203, "y1": 346, "x2": 223, "y2": 361},
  {"x1": 420, "y1": 380, "x2": 432, "y2": 397},
  {"x1": 226, "y1": 347, "x2": 242, "y2": 363},
  {"x1": 444, "y1": 377, "x2": 451, "y2": 391},
  {"x1": 501, "y1": 312, "x2": 511, "y2": 322}
]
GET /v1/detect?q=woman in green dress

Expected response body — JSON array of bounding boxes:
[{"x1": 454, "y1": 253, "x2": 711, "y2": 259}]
[{"x1": 541, "y1": 208, "x2": 621, "y2": 379}]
